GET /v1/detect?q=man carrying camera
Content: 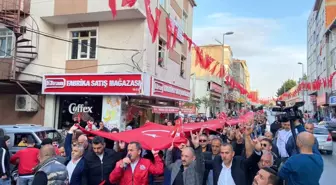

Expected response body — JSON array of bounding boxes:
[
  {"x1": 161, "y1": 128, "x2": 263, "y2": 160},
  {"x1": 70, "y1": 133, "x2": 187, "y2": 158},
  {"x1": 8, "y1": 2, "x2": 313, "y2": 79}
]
[{"x1": 278, "y1": 119, "x2": 323, "y2": 185}]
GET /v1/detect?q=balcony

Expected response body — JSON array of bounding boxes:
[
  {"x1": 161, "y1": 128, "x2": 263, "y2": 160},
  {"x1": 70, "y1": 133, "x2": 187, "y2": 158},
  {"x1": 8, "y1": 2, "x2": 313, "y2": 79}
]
[
  {"x1": 0, "y1": 0, "x2": 31, "y2": 14},
  {"x1": 37, "y1": 0, "x2": 146, "y2": 25}
]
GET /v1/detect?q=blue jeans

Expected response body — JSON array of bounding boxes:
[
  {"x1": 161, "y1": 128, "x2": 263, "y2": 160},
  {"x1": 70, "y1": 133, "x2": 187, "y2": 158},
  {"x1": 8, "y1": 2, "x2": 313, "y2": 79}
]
[
  {"x1": 18, "y1": 176, "x2": 34, "y2": 185},
  {"x1": 0, "y1": 179, "x2": 11, "y2": 185}
]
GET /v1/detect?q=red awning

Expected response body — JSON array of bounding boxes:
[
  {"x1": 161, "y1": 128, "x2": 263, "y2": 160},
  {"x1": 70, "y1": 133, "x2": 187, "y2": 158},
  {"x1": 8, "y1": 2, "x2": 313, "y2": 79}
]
[{"x1": 151, "y1": 106, "x2": 179, "y2": 114}]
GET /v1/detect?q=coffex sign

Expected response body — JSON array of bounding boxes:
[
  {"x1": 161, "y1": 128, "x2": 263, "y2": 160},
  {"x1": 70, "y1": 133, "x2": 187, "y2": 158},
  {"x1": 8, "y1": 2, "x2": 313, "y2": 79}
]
[{"x1": 68, "y1": 103, "x2": 93, "y2": 114}]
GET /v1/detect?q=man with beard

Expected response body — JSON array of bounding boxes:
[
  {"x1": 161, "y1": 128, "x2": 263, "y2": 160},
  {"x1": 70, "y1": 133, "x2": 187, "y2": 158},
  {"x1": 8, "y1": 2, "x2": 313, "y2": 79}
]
[
  {"x1": 253, "y1": 167, "x2": 279, "y2": 185},
  {"x1": 82, "y1": 136, "x2": 125, "y2": 185}
]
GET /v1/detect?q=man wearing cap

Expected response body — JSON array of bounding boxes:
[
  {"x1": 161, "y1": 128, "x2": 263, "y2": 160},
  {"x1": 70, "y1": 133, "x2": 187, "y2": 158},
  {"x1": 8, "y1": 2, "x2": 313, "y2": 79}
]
[{"x1": 10, "y1": 137, "x2": 39, "y2": 185}]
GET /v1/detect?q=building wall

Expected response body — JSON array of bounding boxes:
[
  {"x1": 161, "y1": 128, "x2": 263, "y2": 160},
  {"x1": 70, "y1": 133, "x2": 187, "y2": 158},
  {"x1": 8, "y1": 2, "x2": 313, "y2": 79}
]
[
  {"x1": 191, "y1": 45, "x2": 233, "y2": 84},
  {"x1": 0, "y1": 0, "x2": 195, "y2": 127},
  {"x1": 307, "y1": 0, "x2": 336, "y2": 112},
  {"x1": 18, "y1": 0, "x2": 194, "y2": 88},
  {"x1": 192, "y1": 78, "x2": 209, "y2": 115},
  {"x1": 0, "y1": 95, "x2": 45, "y2": 125}
]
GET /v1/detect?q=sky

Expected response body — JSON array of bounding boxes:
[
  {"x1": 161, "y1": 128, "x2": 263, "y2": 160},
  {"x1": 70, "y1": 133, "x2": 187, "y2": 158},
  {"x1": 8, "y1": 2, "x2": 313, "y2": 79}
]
[{"x1": 192, "y1": 0, "x2": 316, "y2": 98}]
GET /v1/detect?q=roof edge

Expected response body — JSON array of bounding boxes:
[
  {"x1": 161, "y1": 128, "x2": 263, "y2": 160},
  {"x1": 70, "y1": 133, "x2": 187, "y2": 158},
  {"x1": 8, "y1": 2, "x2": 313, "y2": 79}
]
[{"x1": 189, "y1": 0, "x2": 197, "y2": 7}]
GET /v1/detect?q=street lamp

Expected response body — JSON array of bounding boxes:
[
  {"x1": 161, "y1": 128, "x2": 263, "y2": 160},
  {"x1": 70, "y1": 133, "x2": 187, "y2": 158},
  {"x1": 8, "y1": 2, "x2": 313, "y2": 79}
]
[
  {"x1": 298, "y1": 62, "x2": 304, "y2": 80},
  {"x1": 298, "y1": 62, "x2": 305, "y2": 111},
  {"x1": 215, "y1": 32, "x2": 234, "y2": 112},
  {"x1": 190, "y1": 73, "x2": 196, "y2": 101}
]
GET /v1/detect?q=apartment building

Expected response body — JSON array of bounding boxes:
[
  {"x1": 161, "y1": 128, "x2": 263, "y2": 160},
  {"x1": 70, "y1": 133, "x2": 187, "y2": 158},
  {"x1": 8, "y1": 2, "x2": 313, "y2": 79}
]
[
  {"x1": 242, "y1": 60, "x2": 250, "y2": 92},
  {"x1": 0, "y1": 0, "x2": 196, "y2": 129},
  {"x1": 190, "y1": 44, "x2": 238, "y2": 112},
  {"x1": 307, "y1": 0, "x2": 336, "y2": 113}
]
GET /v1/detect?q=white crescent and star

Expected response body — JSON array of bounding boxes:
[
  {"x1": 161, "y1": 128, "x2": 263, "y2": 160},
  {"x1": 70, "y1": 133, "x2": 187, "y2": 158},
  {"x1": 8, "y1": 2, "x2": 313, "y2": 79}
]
[{"x1": 142, "y1": 130, "x2": 170, "y2": 138}]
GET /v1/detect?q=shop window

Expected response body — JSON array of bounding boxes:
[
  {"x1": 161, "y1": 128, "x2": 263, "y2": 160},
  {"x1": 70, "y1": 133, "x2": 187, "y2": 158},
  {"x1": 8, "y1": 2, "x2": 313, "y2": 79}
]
[
  {"x1": 14, "y1": 133, "x2": 37, "y2": 147},
  {"x1": 158, "y1": 39, "x2": 166, "y2": 68},
  {"x1": 70, "y1": 30, "x2": 97, "y2": 60},
  {"x1": 0, "y1": 28, "x2": 13, "y2": 58},
  {"x1": 180, "y1": 55, "x2": 186, "y2": 78},
  {"x1": 58, "y1": 95, "x2": 103, "y2": 129}
]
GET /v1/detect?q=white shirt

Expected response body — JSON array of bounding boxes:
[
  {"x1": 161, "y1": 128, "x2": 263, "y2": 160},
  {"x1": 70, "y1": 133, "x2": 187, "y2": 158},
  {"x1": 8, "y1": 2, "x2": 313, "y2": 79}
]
[
  {"x1": 130, "y1": 159, "x2": 139, "y2": 173},
  {"x1": 276, "y1": 130, "x2": 292, "y2": 157},
  {"x1": 97, "y1": 154, "x2": 104, "y2": 162},
  {"x1": 218, "y1": 162, "x2": 235, "y2": 185},
  {"x1": 66, "y1": 157, "x2": 82, "y2": 182}
]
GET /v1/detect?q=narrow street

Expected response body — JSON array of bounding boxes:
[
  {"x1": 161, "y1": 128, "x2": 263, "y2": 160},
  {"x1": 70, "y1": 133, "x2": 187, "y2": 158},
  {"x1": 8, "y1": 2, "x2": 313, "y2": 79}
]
[{"x1": 320, "y1": 141, "x2": 336, "y2": 185}]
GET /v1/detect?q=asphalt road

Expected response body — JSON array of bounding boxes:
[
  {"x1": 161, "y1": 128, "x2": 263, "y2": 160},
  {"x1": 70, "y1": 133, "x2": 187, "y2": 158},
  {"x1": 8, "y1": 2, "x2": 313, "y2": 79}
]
[{"x1": 319, "y1": 141, "x2": 336, "y2": 185}]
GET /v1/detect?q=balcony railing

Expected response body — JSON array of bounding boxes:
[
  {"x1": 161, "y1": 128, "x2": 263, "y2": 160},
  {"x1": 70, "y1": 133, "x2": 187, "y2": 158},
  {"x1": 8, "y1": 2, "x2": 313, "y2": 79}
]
[{"x1": 0, "y1": 0, "x2": 30, "y2": 14}]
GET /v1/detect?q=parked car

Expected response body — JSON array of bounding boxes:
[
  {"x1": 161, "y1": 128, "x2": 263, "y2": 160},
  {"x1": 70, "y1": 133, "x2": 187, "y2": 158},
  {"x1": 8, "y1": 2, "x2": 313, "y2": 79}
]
[
  {"x1": 314, "y1": 126, "x2": 333, "y2": 155},
  {"x1": 325, "y1": 121, "x2": 336, "y2": 139},
  {"x1": 0, "y1": 124, "x2": 64, "y2": 155}
]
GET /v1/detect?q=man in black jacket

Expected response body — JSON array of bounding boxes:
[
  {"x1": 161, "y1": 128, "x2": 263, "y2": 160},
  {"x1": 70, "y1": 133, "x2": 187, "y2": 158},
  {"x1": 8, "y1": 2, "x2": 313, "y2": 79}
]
[
  {"x1": 82, "y1": 136, "x2": 126, "y2": 185},
  {"x1": 203, "y1": 137, "x2": 222, "y2": 185},
  {"x1": 205, "y1": 142, "x2": 262, "y2": 185}
]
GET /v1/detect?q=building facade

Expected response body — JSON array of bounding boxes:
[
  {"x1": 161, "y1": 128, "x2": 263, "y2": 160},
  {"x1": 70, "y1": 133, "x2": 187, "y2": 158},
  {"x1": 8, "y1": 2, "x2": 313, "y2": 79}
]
[
  {"x1": 0, "y1": 0, "x2": 196, "y2": 129},
  {"x1": 232, "y1": 59, "x2": 245, "y2": 86},
  {"x1": 190, "y1": 44, "x2": 234, "y2": 111},
  {"x1": 307, "y1": 0, "x2": 336, "y2": 115}
]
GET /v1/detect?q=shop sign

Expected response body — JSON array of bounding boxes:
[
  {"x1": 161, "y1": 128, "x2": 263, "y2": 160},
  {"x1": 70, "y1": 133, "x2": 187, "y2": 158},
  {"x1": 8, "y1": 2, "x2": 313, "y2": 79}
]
[
  {"x1": 210, "y1": 82, "x2": 223, "y2": 94},
  {"x1": 152, "y1": 106, "x2": 180, "y2": 114},
  {"x1": 68, "y1": 103, "x2": 93, "y2": 114},
  {"x1": 151, "y1": 78, "x2": 190, "y2": 101},
  {"x1": 42, "y1": 73, "x2": 143, "y2": 95},
  {"x1": 329, "y1": 96, "x2": 336, "y2": 105}
]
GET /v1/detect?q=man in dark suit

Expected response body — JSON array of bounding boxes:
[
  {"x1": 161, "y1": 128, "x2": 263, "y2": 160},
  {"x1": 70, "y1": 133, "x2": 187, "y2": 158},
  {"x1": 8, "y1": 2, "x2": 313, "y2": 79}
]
[
  {"x1": 65, "y1": 144, "x2": 85, "y2": 185},
  {"x1": 203, "y1": 137, "x2": 222, "y2": 185},
  {"x1": 205, "y1": 142, "x2": 262, "y2": 185}
]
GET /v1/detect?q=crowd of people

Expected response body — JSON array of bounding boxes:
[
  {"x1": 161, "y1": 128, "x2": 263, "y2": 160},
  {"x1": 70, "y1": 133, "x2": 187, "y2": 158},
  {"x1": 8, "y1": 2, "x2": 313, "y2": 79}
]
[{"x1": 0, "y1": 109, "x2": 324, "y2": 185}]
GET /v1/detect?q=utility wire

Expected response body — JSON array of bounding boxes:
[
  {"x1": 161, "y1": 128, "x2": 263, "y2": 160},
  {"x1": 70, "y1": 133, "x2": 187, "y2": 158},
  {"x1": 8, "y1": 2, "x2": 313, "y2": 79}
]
[
  {"x1": 25, "y1": 27, "x2": 141, "y2": 52},
  {"x1": 0, "y1": 48, "x2": 143, "y2": 71}
]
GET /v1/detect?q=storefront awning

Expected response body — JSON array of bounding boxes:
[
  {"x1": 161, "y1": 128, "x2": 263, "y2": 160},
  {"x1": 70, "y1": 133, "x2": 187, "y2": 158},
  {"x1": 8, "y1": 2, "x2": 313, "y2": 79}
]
[{"x1": 151, "y1": 106, "x2": 180, "y2": 114}]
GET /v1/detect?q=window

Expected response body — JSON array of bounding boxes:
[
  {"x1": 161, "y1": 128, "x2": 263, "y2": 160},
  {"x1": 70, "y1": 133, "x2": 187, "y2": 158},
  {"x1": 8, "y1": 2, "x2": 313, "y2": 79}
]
[
  {"x1": 70, "y1": 30, "x2": 97, "y2": 59},
  {"x1": 0, "y1": 29, "x2": 13, "y2": 58},
  {"x1": 159, "y1": 0, "x2": 166, "y2": 8},
  {"x1": 182, "y1": 11, "x2": 188, "y2": 32},
  {"x1": 180, "y1": 56, "x2": 186, "y2": 78},
  {"x1": 14, "y1": 133, "x2": 37, "y2": 147},
  {"x1": 158, "y1": 39, "x2": 166, "y2": 68},
  {"x1": 35, "y1": 130, "x2": 63, "y2": 144}
]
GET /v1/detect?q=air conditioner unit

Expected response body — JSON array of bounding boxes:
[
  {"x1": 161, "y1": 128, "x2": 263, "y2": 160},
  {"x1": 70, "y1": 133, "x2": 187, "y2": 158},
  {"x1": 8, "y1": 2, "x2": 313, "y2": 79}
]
[{"x1": 15, "y1": 95, "x2": 38, "y2": 112}]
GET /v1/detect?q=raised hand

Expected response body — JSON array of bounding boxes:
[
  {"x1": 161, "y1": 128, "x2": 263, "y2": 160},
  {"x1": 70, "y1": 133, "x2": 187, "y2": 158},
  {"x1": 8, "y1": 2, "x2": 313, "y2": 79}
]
[
  {"x1": 190, "y1": 130, "x2": 200, "y2": 148},
  {"x1": 253, "y1": 139, "x2": 262, "y2": 152},
  {"x1": 245, "y1": 122, "x2": 254, "y2": 136}
]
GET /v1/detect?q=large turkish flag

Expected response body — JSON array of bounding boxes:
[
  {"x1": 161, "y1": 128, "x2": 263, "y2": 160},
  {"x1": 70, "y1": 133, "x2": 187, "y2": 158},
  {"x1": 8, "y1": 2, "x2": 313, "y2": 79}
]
[{"x1": 79, "y1": 123, "x2": 187, "y2": 150}]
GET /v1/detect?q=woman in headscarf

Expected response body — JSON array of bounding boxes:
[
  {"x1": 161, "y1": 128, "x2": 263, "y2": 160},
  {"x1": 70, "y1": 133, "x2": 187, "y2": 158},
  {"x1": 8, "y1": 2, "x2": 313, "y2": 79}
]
[{"x1": 0, "y1": 136, "x2": 10, "y2": 185}]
